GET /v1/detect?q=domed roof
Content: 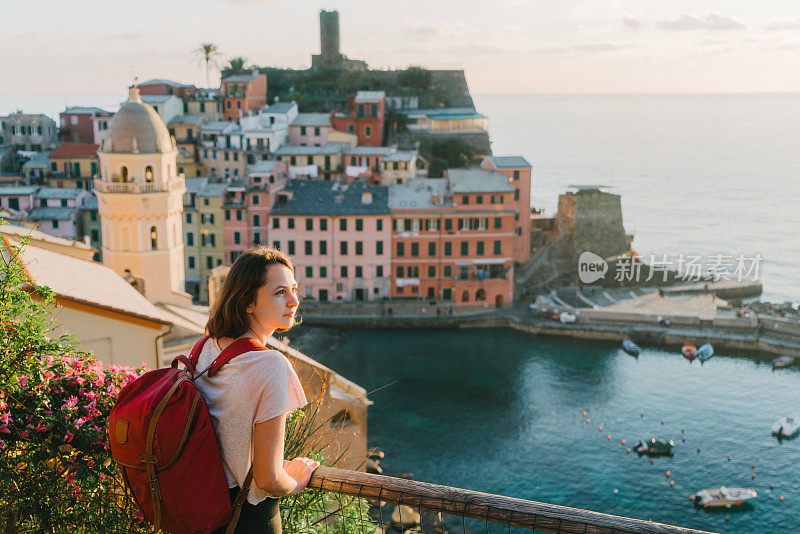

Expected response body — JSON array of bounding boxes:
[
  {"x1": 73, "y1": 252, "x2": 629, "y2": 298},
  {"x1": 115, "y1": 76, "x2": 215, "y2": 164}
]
[{"x1": 105, "y1": 87, "x2": 173, "y2": 153}]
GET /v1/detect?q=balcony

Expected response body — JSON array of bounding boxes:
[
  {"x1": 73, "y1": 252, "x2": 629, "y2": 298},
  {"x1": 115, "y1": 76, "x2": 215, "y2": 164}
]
[{"x1": 95, "y1": 177, "x2": 185, "y2": 194}]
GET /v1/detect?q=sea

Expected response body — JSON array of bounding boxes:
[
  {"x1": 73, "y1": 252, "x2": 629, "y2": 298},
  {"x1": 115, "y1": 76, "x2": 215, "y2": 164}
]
[{"x1": 3, "y1": 92, "x2": 797, "y2": 303}]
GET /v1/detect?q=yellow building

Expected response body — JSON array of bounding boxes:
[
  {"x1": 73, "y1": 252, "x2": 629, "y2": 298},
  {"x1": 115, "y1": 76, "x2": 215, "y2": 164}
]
[
  {"x1": 95, "y1": 86, "x2": 192, "y2": 307},
  {"x1": 181, "y1": 178, "x2": 225, "y2": 303},
  {"x1": 274, "y1": 141, "x2": 354, "y2": 181},
  {"x1": 168, "y1": 115, "x2": 205, "y2": 178}
]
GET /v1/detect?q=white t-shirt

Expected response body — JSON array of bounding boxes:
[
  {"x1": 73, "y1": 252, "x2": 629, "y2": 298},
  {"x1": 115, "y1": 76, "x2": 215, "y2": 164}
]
[{"x1": 195, "y1": 338, "x2": 307, "y2": 505}]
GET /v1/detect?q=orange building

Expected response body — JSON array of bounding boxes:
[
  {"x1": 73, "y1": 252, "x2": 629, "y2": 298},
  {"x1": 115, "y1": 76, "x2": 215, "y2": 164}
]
[
  {"x1": 389, "y1": 170, "x2": 516, "y2": 308},
  {"x1": 481, "y1": 156, "x2": 532, "y2": 263},
  {"x1": 331, "y1": 91, "x2": 386, "y2": 147},
  {"x1": 221, "y1": 72, "x2": 267, "y2": 121}
]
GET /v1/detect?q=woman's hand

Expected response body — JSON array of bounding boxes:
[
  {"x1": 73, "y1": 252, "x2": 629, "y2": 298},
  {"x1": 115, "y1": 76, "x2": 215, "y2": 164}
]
[{"x1": 283, "y1": 457, "x2": 320, "y2": 494}]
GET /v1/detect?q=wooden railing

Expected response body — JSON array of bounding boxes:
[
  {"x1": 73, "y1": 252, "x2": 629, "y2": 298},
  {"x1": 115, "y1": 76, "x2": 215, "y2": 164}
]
[{"x1": 307, "y1": 467, "x2": 717, "y2": 534}]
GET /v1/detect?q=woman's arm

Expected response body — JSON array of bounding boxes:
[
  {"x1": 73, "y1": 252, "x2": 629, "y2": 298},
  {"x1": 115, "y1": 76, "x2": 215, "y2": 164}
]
[{"x1": 252, "y1": 413, "x2": 319, "y2": 496}]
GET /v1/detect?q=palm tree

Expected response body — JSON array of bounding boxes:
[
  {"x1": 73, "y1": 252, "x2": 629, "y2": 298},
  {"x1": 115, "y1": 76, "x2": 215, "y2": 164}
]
[
  {"x1": 193, "y1": 42, "x2": 222, "y2": 88},
  {"x1": 221, "y1": 56, "x2": 250, "y2": 79}
]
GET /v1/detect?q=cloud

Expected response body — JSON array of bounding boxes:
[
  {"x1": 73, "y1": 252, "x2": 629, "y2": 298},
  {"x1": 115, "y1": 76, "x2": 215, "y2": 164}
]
[
  {"x1": 619, "y1": 16, "x2": 642, "y2": 30},
  {"x1": 110, "y1": 32, "x2": 147, "y2": 42},
  {"x1": 658, "y1": 12, "x2": 746, "y2": 31},
  {"x1": 767, "y1": 19, "x2": 800, "y2": 31}
]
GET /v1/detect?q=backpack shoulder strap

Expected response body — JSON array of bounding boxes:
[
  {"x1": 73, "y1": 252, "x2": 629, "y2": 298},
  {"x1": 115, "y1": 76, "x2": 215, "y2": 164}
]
[
  {"x1": 188, "y1": 334, "x2": 210, "y2": 368},
  {"x1": 205, "y1": 337, "x2": 267, "y2": 378}
]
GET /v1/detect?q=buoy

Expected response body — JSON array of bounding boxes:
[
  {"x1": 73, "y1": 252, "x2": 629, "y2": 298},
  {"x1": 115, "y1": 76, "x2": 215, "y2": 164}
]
[
  {"x1": 607, "y1": 434, "x2": 611, "y2": 440},
  {"x1": 751, "y1": 463, "x2": 755, "y2": 469},
  {"x1": 613, "y1": 488, "x2": 619, "y2": 494},
  {"x1": 689, "y1": 495, "x2": 695, "y2": 501},
  {"x1": 650, "y1": 458, "x2": 654, "y2": 464},
  {"x1": 621, "y1": 439, "x2": 626, "y2": 445},
  {"x1": 728, "y1": 456, "x2": 732, "y2": 461},
  {"x1": 586, "y1": 418, "x2": 590, "y2": 423},
  {"x1": 626, "y1": 448, "x2": 631, "y2": 453},
  {"x1": 770, "y1": 484, "x2": 774, "y2": 490},
  {"x1": 681, "y1": 437, "x2": 686, "y2": 442},
  {"x1": 598, "y1": 425, "x2": 603, "y2": 431},
  {"x1": 681, "y1": 428, "x2": 685, "y2": 433},
  {"x1": 582, "y1": 411, "x2": 587, "y2": 416},
  {"x1": 665, "y1": 471, "x2": 670, "y2": 477},
  {"x1": 697, "y1": 448, "x2": 701, "y2": 453},
  {"x1": 780, "y1": 496, "x2": 784, "y2": 502},
  {"x1": 752, "y1": 473, "x2": 756, "y2": 479},
  {"x1": 670, "y1": 480, "x2": 675, "y2": 487},
  {"x1": 660, "y1": 420, "x2": 664, "y2": 425},
  {"x1": 725, "y1": 515, "x2": 729, "y2": 522},
  {"x1": 640, "y1": 412, "x2": 644, "y2": 417}
]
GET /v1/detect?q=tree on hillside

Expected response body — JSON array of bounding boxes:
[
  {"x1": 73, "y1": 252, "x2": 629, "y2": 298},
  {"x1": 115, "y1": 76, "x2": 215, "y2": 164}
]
[
  {"x1": 419, "y1": 138, "x2": 481, "y2": 177},
  {"x1": 397, "y1": 66, "x2": 432, "y2": 90},
  {"x1": 337, "y1": 70, "x2": 381, "y2": 94},
  {"x1": 193, "y1": 42, "x2": 222, "y2": 88},
  {"x1": 221, "y1": 56, "x2": 250, "y2": 79}
]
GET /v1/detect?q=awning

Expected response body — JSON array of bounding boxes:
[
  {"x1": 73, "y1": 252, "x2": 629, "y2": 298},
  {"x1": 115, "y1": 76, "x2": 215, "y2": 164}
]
[
  {"x1": 395, "y1": 278, "x2": 420, "y2": 287},
  {"x1": 473, "y1": 258, "x2": 509, "y2": 265}
]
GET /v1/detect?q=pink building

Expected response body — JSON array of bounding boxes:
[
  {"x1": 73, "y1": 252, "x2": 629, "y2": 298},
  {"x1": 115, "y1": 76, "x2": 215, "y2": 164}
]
[
  {"x1": 270, "y1": 179, "x2": 391, "y2": 301},
  {"x1": 223, "y1": 160, "x2": 288, "y2": 264},
  {"x1": 0, "y1": 185, "x2": 38, "y2": 213},
  {"x1": 289, "y1": 113, "x2": 333, "y2": 146},
  {"x1": 28, "y1": 187, "x2": 90, "y2": 241},
  {"x1": 480, "y1": 156, "x2": 533, "y2": 264}
]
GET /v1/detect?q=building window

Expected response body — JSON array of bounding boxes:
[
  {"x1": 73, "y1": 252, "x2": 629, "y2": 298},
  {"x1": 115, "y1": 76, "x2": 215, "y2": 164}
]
[
  {"x1": 145, "y1": 165, "x2": 154, "y2": 182},
  {"x1": 494, "y1": 217, "x2": 502, "y2": 229},
  {"x1": 288, "y1": 217, "x2": 295, "y2": 229},
  {"x1": 253, "y1": 214, "x2": 260, "y2": 226},
  {"x1": 494, "y1": 240, "x2": 501, "y2": 255},
  {"x1": 445, "y1": 218, "x2": 453, "y2": 231},
  {"x1": 320, "y1": 266, "x2": 327, "y2": 278},
  {"x1": 444, "y1": 266, "x2": 452, "y2": 277},
  {"x1": 365, "y1": 126, "x2": 372, "y2": 137},
  {"x1": 355, "y1": 241, "x2": 363, "y2": 255},
  {"x1": 377, "y1": 219, "x2": 383, "y2": 231},
  {"x1": 320, "y1": 240, "x2": 327, "y2": 255},
  {"x1": 234, "y1": 231, "x2": 241, "y2": 244},
  {"x1": 300, "y1": 126, "x2": 307, "y2": 135},
  {"x1": 288, "y1": 241, "x2": 295, "y2": 255},
  {"x1": 340, "y1": 266, "x2": 348, "y2": 278},
  {"x1": 396, "y1": 242, "x2": 404, "y2": 257},
  {"x1": 90, "y1": 229, "x2": 99, "y2": 243},
  {"x1": 462, "y1": 195, "x2": 468, "y2": 205},
  {"x1": 272, "y1": 217, "x2": 280, "y2": 229},
  {"x1": 376, "y1": 265, "x2": 383, "y2": 277},
  {"x1": 207, "y1": 257, "x2": 213, "y2": 269},
  {"x1": 204, "y1": 198, "x2": 209, "y2": 206},
  {"x1": 355, "y1": 266, "x2": 363, "y2": 278},
  {"x1": 253, "y1": 232, "x2": 260, "y2": 244},
  {"x1": 396, "y1": 266, "x2": 404, "y2": 278},
  {"x1": 461, "y1": 241, "x2": 468, "y2": 256},
  {"x1": 356, "y1": 219, "x2": 363, "y2": 231},
  {"x1": 428, "y1": 242, "x2": 436, "y2": 257},
  {"x1": 186, "y1": 232, "x2": 194, "y2": 246},
  {"x1": 476, "y1": 195, "x2": 483, "y2": 205},
  {"x1": 339, "y1": 219, "x2": 347, "y2": 231},
  {"x1": 306, "y1": 266, "x2": 313, "y2": 278},
  {"x1": 411, "y1": 243, "x2": 419, "y2": 257},
  {"x1": 476, "y1": 289, "x2": 486, "y2": 301},
  {"x1": 340, "y1": 241, "x2": 347, "y2": 255},
  {"x1": 477, "y1": 241, "x2": 484, "y2": 256},
  {"x1": 305, "y1": 240, "x2": 312, "y2": 255},
  {"x1": 428, "y1": 266, "x2": 435, "y2": 278},
  {"x1": 150, "y1": 226, "x2": 158, "y2": 249},
  {"x1": 514, "y1": 189, "x2": 520, "y2": 201},
  {"x1": 460, "y1": 266, "x2": 469, "y2": 280},
  {"x1": 376, "y1": 241, "x2": 383, "y2": 255},
  {"x1": 273, "y1": 240, "x2": 280, "y2": 250},
  {"x1": 514, "y1": 170, "x2": 520, "y2": 181},
  {"x1": 225, "y1": 209, "x2": 231, "y2": 221},
  {"x1": 348, "y1": 124, "x2": 354, "y2": 133},
  {"x1": 320, "y1": 218, "x2": 328, "y2": 231},
  {"x1": 188, "y1": 256, "x2": 195, "y2": 269},
  {"x1": 252, "y1": 195, "x2": 259, "y2": 205},
  {"x1": 306, "y1": 218, "x2": 313, "y2": 231},
  {"x1": 236, "y1": 210, "x2": 242, "y2": 221},
  {"x1": 444, "y1": 242, "x2": 452, "y2": 256},
  {"x1": 52, "y1": 220, "x2": 59, "y2": 228}
]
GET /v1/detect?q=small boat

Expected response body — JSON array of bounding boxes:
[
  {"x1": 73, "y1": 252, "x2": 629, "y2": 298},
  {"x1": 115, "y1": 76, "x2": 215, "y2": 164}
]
[
  {"x1": 691, "y1": 486, "x2": 757, "y2": 508},
  {"x1": 633, "y1": 438, "x2": 674, "y2": 456},
  {"x1": 772, "y1": 416, "x2": 800, "y2": 438},
  {"x1": 773, "y1": 356, "x2": 793, "y2": 368},
  {"x1": 622, "y1": 338, "x2": 640, "y2": 357},
  {"x1": 696, "y1": 343, "x2": 714, "y2": 362},
  {"x1": 681, "y1": 343, "x2": 697, "y2": 360}
]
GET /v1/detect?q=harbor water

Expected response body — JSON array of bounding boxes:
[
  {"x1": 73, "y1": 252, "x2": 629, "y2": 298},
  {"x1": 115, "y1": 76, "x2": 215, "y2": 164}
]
[{"x1": 294, "y1": 326, "x2": 800, "y2": 534}]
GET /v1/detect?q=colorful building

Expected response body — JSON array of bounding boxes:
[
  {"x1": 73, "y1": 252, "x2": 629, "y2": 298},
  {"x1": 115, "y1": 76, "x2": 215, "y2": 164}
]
[
  {"x1": 186, "y1": 89, "x2": 223, "y2": 122},
  {"x1": 60, "y1": 107, "x2": 112, "y2": 144},
  {"x1": 270, "y1": 179, "x2": 391, "y2": 302},
  {"x1": 331, "y1": 91, "x2": 386, "y2": 147},
  {"x1": 480, "y1": 156, "x2": 532, "y2": 264},
  {"x1": 343, "y1": 146, "x2": 393, "y2": 181},
  {"x1": 48, "y1": 143, "x2": 99, "y2": 189},
  {"x1": 290, "y1": 113, "x2": 333, "y2": 146},
  {"x1": 168, "y1": 115, "x2": 205, "y2": 178},
  {"x1": 274, "y1": 141, "x2": 353, "y2": 181},
  {"x1": 141, "y1": 95, "x2": 184, "y2": 125},
  {"x1": 379, "y1": 150, "x2": 420, "y2": 185},
  {"x1": 1, "y1": 113, "x2": 58, "y2": 151},
  {"x1": 0, "y1": 185, "x2": 38, "y2": 213},
  {"x1": 80, "y1": 193, "x2": 102, "y2": 261},
  {"x1": 389, "y1": 170, "x2": 516, "y2": 307},
  {"x1": 136, "y1": 79, "x2": 197, "y2": 100},
  {"x1": 221, "y1": 72, "x2": 267, "y2": 121},
  {"x1": 199, "y1": 121, "x2": 244, "y2": 181},
  {"x1": 29, "y1": 187, "x2": 90, "y2": 241}
]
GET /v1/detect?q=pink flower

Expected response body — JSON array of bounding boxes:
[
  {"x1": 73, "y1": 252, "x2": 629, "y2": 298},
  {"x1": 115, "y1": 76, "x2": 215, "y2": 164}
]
[
  {"x1": 0, "y1": 413, "x2": 11, "y2": 424},
  {"x1": 74, "y1": 377, "x2": 86, "y2": 385},
  {"x1": 64, "y1": 431, "x2": 73, "y2": 443},
  {"x1": 19, "y1": 430, "x2": 29, "y2": 439},
  {"x1": 0, "y1": 400, "x2": 7, "y2": 411},
  {"x1": 107, "y1": 386, "x2": 119, "y2": 396},
  {"x1": 43, "y1": 371, "x2": 55, "y2": 380},
  {"x1": 17, "y1": 375, "x2": 28, "y2": 387},
  {"x1": 34, "y1": 422, "x2": 49, "y2": 432},
  {"x1": 61, "y1": 396, "x2": 78, "y2": 410},
  {"x1": 0, "y1": 424, "x2": 9, "y2": 434},
  {"x1": 93, "y1": 377, "x2": 104, "y2": 387},
  {"x1": 74, "y1": 417, "x2": 87, "y2": 428}
]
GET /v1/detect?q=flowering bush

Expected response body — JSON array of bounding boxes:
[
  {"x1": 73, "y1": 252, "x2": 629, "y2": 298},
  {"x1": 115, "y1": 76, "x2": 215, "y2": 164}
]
[{"x1": 0, "y1": 236, "x2": 150, "y2": 532}]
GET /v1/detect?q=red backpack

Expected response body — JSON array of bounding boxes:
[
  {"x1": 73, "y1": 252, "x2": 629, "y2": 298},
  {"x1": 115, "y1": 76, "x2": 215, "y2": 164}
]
[{"x1": 109, "y1": 335, "x2": 265, "y2": 534}]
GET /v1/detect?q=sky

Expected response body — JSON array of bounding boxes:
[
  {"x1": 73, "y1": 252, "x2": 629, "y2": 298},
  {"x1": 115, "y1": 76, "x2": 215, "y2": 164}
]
[{"x1": 3, "y1": 0, "x2": 800, "y2": 95}]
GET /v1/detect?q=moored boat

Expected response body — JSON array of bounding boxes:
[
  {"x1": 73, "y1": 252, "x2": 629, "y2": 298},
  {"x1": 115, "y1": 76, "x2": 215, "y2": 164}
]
[
  {"x1": 622, "y1": 338, "x2": 640, "y2": 357},
  {"x1": 773, "y1": 356, "x2": 793, "y2": 368},
  {"x1": 633, "y1": 438, "x2": 674, "y2": 456},
  {"x1": 691, "y1": 486, "x2": 757, "y2": 508},
  {"x1": 681, "y1": 343, "x2": 697, "y2": 360},
  {"x1": 772, "y1": 416, "x2": 800, "y2": 438},
  {"x1": 696, "y1": 343, "x2": 714, "y2": 362}
]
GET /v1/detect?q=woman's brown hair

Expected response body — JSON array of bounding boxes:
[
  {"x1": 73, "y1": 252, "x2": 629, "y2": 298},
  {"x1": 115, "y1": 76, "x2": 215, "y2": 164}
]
[{"x1": 206, "y1": 246, "x2": 295, "y2": 339}]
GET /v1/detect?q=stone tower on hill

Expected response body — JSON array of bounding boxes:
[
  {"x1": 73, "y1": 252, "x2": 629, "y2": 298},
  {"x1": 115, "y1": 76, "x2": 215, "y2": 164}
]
[
  {"x1": 311, "y1": 10, "x2": 367, "y2": 70},
  {"x1": 95, "y1": 86, "x2": 192, "y2": 306}
]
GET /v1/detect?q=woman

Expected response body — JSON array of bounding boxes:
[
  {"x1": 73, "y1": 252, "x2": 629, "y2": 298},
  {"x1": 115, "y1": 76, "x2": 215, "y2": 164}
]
[{"x1": 197, "y1": 246, "x2": 319, "y2": 534}]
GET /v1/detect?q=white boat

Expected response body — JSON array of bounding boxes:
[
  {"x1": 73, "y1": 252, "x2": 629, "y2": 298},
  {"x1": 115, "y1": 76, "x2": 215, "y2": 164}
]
[
  {"x1": 691, "y1": 486, "x2": 757, "y2": 508},
  {"x1": 772, "y1": 416, "x2": 800, "y2": 438},
  {"x1": 559, "y1": 312, "x2": 577, "y2": 323}
]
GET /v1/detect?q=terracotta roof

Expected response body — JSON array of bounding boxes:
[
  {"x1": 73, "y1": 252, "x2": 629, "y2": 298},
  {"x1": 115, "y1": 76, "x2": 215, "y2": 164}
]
[
  {"x1": 10, "y1": 239, "x2": 174, "y2": 326},
  {"x1": 50, "y1": 143, "x2": 99, "y2": 159}
]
